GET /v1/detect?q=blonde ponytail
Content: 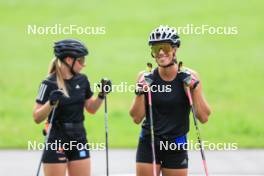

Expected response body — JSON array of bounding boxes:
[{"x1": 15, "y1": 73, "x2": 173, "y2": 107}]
[{"x1": 48, "y1": 58, "x2": 69, "y2": 97}]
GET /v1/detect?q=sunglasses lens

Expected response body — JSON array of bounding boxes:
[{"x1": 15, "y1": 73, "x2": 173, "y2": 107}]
[
  {"x1": 77, "y1": 58, "x2": 85, "y2": 65},
  {"x1": 151, "y1": 43, "x2": 172, "y2": 56}
]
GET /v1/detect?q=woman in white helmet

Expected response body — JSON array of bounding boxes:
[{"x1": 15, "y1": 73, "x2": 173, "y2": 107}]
[{"x1": 130, "y1": 25, "x2": 211, "y2": 176}]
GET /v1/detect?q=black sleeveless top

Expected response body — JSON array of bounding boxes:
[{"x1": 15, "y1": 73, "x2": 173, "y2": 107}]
[{"x1": 141, "y1": 68, "x2": 191, "y2": 139}]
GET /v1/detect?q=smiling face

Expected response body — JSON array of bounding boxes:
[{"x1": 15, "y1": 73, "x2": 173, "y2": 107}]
[{"x1": 151, "y1": 43, "x2": 176, "y2": 67}]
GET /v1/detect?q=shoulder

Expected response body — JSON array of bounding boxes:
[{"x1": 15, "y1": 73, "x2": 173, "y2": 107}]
[
  {"x1": 80, "y1": 73, "x2": 89, "y2": 79},
  {"x1": 75, "y1": 73, "x2": 92, "y2": 88},
  {"x1": 41, "y1": 74, "x2": 57, "y2": 87},
  {"x1": 73, "y1": 73, "x2": 89, "y2": 82},
  {"x1": 178, "y1": 67, "x2": 199, "y2": 78},
  {"x1": 137, "y1": 71, "x2": 145, "y2": 79},
  {"x1": 186, "y1": 67, "x2": 199, "y2": 77},
  {"x1": 136, "y1": 67, "x2": 157, "y2": 80}
]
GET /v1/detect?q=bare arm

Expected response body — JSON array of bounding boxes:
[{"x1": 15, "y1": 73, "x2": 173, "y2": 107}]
[
  {"x1": 85, "y1": 96, "x2": 103, "y2": 114},
  {"x1": 188, "y1": 69, "x2": 211, "y2": 123},
  {"x1": 129, "y1": 95, "x2": 146, "y2": 124},
  {"x1": 129, "y1": 71, "x2": 146, "y2": 124},
  {"x1": 33, "y1": 101, "x2": 53, "y2": 124}
]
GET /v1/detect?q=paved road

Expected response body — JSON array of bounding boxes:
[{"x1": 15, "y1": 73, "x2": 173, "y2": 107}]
[{"x1": 0, "y1": 149, "x2": 263, "y2": 176}]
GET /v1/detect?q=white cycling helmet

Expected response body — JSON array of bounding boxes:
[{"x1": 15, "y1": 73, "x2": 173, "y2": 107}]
[{"x1": 148, "y1": 25, "x2": 180, "y2": 47}]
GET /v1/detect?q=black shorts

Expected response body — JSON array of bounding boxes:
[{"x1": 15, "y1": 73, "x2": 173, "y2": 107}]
[
  {"x1": 136, "y1": 135, "x2": 188, "y2": 169},
  {"x1": 42, "y1": 137, "x2": 90, "y2": 163},
  {"x1": 42, "y1": 123, "x2": 90, "y2": 163}
]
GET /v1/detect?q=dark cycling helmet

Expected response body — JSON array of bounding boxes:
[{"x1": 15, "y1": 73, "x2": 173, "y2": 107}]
[
  {"x1": 148, "y1": 25, "x2": 181, "y2": 47},
  {"x1": 54, "y1": 39, "x2": 88, "y2": 60}
]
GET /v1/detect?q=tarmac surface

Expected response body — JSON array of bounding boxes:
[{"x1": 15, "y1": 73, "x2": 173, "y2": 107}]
[{"x1": 0, "y1": 149, "x2": 263, "y2": 176}]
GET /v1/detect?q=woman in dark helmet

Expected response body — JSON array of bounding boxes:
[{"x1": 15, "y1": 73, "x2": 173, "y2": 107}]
[
  {"x1": 33, "y1": 39, "x2": 111, "y2": 176},
  {"x1": 130, "y1": 25, "x2": 211, "y2": 176}
]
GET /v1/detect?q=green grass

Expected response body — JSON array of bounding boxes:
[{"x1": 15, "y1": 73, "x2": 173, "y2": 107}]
[{"x1": 0, "y1": 0, "x2": 263, "y2": 148}]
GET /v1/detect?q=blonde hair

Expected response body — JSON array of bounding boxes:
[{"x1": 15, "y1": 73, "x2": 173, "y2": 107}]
[{"x1": 48, "y1": 58, "x2": 69, "y2": 97}]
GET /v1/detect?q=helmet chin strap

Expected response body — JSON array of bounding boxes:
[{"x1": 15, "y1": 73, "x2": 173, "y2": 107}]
[
  {"x1": 61, "y1": 59, "x2": 77, "y2": 76},
  {"x1": 158, "y1": 58, "x2": 177, "y2": 68}
]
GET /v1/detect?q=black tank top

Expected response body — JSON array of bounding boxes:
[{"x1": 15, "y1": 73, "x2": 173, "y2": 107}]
[{"x1": 141, "y1": 68, "x2": 191, "y2": 139}]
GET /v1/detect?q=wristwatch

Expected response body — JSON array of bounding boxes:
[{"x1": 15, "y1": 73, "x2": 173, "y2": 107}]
[{"x1": 134, "y1": 89, "x2": 144, "y2": 96}]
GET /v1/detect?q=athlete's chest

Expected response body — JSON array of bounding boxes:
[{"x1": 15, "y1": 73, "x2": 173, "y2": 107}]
[
  {"x1": 151, "y1": 79, "x2": 187, "y2": 108},
  {"x1": 60, "y1": 79, "x2": 87, "y2": 105}
]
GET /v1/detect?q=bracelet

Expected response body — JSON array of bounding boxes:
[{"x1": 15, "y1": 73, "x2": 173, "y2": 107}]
[
  {"x1": 193, "y1": 80, "x2": 200, "y2": 89},
  {"x1": 134, "y1": 89, "x2": 144, "y2": 96}
]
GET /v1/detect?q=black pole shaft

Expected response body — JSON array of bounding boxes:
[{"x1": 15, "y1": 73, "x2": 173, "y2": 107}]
[
  {"x1": 147, "y1": 91, "x2": 157, "y2": 176},
  {"x1": 186, "y1": 87, "x2": 209, "y2": 176},
  {"x1": 104, "y1": 96, "x2": 109, "y2": 176},
  {"x1": 36, "y1": 106, "x2": 56, "y2": 176}
]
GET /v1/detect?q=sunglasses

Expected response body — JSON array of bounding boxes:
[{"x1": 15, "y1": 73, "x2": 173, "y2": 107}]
[
  {"x1": 151, "y1": 43, "x2": 173, "y2": 57},
  {"x1": 76, "y1": 57, "x2": 85, "y2": 65}
]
